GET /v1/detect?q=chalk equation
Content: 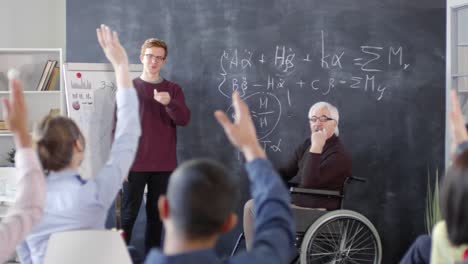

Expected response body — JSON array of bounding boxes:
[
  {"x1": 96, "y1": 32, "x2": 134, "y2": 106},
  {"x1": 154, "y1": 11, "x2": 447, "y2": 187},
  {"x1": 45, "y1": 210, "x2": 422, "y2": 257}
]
[
  {"x1": 218, "y1": 30, "x2": 409, "y2": 101},
  {"x1": 227, "y1": 92, "x2": 282, "y2": 140},
  {"x1": 218, "y1": 30, "x2": 410, "y2": 156}
]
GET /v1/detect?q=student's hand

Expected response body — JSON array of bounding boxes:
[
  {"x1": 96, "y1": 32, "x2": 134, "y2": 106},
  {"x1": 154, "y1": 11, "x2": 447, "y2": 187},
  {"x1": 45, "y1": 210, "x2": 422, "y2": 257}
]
[
  {"x1": 450, "y1": 90, "x2": 468, "y2": 145},
  {"x1": 96, "y1": 24, "x2": 131, "y2": 89},
  {"x1": 96, "y1": 24, "x2": 128, "y2": 68},
  {"x1": 310, "y1": 128, "x2": 327, "y2": 154},
  {"x1": 1, "y1": 78, "x2": 32, "y2": 147},
  {"x1": 154, "y1": 91, "x2": 171, "y2": 106},
  {"x1": 215, "y1": 91, "x2": 266, "y2": 161}
]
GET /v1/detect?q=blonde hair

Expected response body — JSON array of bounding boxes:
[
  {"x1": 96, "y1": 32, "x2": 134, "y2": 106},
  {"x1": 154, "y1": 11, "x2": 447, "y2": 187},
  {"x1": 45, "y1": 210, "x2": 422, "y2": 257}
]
[{"x1": 140, "y1": 38, "x2": 168, "y2": 58}]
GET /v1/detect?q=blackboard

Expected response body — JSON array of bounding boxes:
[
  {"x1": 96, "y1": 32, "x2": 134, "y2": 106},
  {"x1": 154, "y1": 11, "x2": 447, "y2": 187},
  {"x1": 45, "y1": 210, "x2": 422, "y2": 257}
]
[{"x1": 67, "y1": 0, "x2": 446, "y2": 262}]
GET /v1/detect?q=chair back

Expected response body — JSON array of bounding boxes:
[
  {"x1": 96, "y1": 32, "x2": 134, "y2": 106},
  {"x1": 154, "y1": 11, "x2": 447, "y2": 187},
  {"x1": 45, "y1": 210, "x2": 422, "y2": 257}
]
[{"x1": 44, "y1": 230, "x2": 132, "y2": 264}]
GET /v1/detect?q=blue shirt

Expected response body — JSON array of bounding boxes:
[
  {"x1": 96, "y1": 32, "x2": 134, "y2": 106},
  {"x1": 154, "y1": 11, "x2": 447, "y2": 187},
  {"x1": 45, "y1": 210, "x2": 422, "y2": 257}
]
[
  {"x1": 17, "y1": 88, "x2": 141, "y2": 264},
  {"x1": 144, "y1": 159, "x2": 296, "y2": 264}
]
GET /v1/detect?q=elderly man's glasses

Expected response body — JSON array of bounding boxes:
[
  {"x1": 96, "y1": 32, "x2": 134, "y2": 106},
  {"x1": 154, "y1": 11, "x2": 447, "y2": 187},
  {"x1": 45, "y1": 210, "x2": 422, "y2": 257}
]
[
  {"x1": 144, "y1": 54, "x2": 165, "y2": 62},
  {"x1": 309, "y1": 115, "x2": 335, "y2": 123}
]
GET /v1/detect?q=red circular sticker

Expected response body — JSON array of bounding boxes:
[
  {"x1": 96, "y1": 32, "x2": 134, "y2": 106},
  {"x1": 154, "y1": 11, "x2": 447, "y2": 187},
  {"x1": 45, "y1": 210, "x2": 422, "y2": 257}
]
[
  {"x1": 72, "y1": 101, "x2": 80, "y2": 110},
  {"x1": 76, "y1": 72, "x2": 82, "y2": 78}
]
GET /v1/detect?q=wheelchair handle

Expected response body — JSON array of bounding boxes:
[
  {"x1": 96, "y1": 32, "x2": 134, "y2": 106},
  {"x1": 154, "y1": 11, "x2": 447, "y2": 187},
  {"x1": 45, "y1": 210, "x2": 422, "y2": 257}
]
[{"x1": 347, "y1": 176, "x2": 366, "y2": 183}]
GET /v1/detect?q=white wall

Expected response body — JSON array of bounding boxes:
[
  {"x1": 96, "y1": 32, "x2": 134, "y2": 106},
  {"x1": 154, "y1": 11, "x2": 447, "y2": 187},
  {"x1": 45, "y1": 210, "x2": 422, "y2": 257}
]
[
  {"x1": 0, "y1": 0, "x2": 65, "y2": 167},
  {"x1": 0, "y1": 0, "x2": 65, "y2": 51}
]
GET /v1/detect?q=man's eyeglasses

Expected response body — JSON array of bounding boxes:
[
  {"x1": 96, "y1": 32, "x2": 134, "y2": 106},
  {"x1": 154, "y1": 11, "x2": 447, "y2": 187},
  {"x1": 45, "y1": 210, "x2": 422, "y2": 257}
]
[
  {"x1": 309, "y1": 115, "x2": 335, "y2": 123},
  {"x1": 144, "y1": 54, "x2": 165, "y2": 62}
]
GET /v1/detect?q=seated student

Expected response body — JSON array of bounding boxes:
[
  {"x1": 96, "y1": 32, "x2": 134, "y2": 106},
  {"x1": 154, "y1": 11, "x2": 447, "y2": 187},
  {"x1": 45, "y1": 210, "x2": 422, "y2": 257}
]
[
  {"x1": 430, "y1": 150, "x2": 468, "y2": 263},
  {"x1": 400, "y1": 235, "x2": 432, "y2": 264},
  {"x1": 400, "y1": 91, "x2": 468, "y2": 264},
  {"x1": 144, "y1": 91, "x2": 295, "y2": 264},
  {"x1": 428, "y1": 91, "x2": 468, "y2": 264},
  {"x1": 17, "y1": 24, "x2": 141, "y2": 264},
  {"x1": 243, "y1": 101, "x2": 352, "y2": 250},
  {"x1": 0, "y1": 76, "x2": 46, "y2": 263}
]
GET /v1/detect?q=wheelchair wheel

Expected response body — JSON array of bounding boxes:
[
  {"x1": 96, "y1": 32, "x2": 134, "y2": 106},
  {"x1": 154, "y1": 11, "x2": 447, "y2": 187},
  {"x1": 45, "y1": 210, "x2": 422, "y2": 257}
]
[{"x1": 300, "y1": 209, "x2": 382, "y2": 264}]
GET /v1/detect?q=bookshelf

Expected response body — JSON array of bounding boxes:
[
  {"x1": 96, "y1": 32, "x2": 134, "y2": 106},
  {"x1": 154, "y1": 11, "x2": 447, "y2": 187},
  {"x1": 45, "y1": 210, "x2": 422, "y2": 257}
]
[{"x1": 0, "y1": 48, "x2": 63, "y2": 166}]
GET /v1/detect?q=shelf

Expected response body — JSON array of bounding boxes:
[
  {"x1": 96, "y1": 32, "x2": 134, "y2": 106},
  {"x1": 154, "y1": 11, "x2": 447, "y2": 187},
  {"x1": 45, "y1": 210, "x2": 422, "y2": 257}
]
[
  {"x1": 0, "y1": 48, "x2": 61, "y2": 53},
  {"x1": 0, "y1": 91, "x2": 60, "y2": 95},
  {"x1": 0, "y1": 48, "x2": 63, "y2": 167},
  {"x1": 0, "y1": 195, "x2": 15, "y2": 204},
  {"x1": 0, "y1": 131, "x2": 12, "y2": 136},
  {"x1": 0, "y1": 131, "x2": 35, "y2": 137}
]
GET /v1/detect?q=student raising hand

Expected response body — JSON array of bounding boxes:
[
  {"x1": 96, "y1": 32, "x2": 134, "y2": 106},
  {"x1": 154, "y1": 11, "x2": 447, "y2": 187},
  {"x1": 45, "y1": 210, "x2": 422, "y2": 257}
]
[
  {"x1": 214, "y1": 91, "x2": 266, "y2": 161},
  {"x1": 450, "y1": 90, "x2": 468, "y2": 146},
  {"x1": 0, "y1": 75, "x2": 45, "y2": 263},
  {"x1": 16, "y1": 24, "x2": 140, "y2": 264},
  {"x1": 2, "y1": 77, "x2": 30, "y2": 147},
  {"x1": 96, "y1": 24, "x2": 132, "y2": 89}
]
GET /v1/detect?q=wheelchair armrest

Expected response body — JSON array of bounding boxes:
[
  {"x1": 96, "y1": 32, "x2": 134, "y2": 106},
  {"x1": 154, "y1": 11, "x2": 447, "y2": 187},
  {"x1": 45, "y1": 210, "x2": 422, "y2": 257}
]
[{"x1": 289, "y1": 187, "x2": 342, "y2": 198}]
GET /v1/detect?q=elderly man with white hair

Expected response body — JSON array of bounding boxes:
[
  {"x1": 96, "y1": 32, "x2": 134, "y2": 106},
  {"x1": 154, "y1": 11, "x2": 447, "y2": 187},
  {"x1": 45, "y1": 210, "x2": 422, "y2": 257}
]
[{"x1": 242, "y1": 101, "x2": 352, "y2": 250}]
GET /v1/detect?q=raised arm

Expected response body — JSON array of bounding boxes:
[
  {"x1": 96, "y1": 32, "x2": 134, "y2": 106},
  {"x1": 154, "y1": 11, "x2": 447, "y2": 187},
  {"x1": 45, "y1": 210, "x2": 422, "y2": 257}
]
[
  {"x1": 96, "y1": 24, "x2": 132, "y2": 90},
  {"x1": 450, "y1": 90, "x2": 468, "y2": 154},
  {"x1": 215, "y1": 92, "x2": 295, "y2": 264},
  {"x1": 0, "y1": 77, "x2": 45, "y2": 262},
  {"x1": 94, "y1": 25, "x2": 141, "y2": 206}
]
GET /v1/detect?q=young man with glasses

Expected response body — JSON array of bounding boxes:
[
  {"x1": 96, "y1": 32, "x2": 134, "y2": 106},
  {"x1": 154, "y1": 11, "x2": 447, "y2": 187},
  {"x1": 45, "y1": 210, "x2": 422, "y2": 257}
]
[
  {"x1": 121, "y1": 38, "x2": 191, "y2": 253},
  {"x1": 243, "y1": 101, "x2": 352, "y2": 250}
]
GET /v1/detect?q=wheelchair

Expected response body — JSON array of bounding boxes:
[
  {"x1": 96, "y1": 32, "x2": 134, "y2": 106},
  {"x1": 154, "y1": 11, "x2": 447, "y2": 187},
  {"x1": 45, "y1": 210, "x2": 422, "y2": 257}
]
[{"x1": 232, "y1": 176, "x2": 382, "y2": 264}]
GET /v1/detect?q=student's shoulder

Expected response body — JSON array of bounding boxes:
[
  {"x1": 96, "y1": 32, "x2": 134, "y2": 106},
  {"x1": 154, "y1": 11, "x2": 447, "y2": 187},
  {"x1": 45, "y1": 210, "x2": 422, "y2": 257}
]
[
  {"x1": 132, "y1": 76, "x2": 142, "y2": 84},
  {"x1": 132, "y1": 77, "x2": 146, "y2": 90},
  {"x1": 432, "y1": 221, "x2": 447, "y2": 242}
]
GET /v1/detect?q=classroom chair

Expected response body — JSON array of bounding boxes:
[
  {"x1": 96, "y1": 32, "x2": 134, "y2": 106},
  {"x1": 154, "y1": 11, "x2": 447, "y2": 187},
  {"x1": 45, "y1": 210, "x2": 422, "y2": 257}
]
[{"x1": 44, "y1": 230, "x2": 132, "y2": 264}]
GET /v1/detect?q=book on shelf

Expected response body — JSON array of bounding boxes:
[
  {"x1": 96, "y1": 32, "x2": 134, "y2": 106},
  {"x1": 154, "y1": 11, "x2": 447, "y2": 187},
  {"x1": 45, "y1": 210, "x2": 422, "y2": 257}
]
[
  {"x1": 49, "y1": 108, "x2": 60, "y2": 116},
  {"x1": 45, "y1": 66, "x2": 60, "y2": 91},
  {"x1": 41, "y1": 60, "x2": 58, "y2": 91},
  {"x1": 36, "y1": 60, "x2": 58, "y2": 91},
  {"x1": 36, "y1": 60, "x2": 52, "y2": 91},
  {"x1": 0, "y1": 120, "x2": 7, "y2": 130},
  {"x1": 0, "y1": 120, "x2": 10, "y2": 134}
]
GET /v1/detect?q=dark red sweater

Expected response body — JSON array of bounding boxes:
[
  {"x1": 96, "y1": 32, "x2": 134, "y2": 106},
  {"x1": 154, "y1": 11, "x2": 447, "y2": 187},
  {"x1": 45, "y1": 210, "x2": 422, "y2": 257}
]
[
  {"x1": 131, "y1": 77, "x2": 190, "y2": 172},
  {"x1": 278, "y1": 135, "x2": 352, "y2": 210}
]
